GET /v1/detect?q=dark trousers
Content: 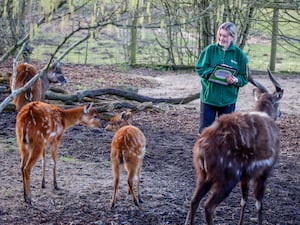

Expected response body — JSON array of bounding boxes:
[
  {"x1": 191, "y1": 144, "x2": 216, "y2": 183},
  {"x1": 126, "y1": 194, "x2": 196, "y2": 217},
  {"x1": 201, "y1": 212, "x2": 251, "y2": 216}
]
[{"x1": 199, "y1": 102, "x2": 236, "y2": 133}]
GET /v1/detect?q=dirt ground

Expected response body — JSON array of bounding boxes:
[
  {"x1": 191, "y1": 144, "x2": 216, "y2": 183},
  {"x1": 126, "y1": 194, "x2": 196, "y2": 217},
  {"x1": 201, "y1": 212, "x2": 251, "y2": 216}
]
[{"x1": 0, "y1": 64, "x2": 299, "y2": 225}]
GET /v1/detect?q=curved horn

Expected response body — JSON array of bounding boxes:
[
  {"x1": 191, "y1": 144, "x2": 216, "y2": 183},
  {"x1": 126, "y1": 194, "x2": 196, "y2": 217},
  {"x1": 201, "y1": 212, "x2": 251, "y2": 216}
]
[
  {"x1": 267, "y1": 68, "x2": 283, "y2": 92},
  {"x1": 247, "y1": 66, "x2": 269, "y2": 93}
]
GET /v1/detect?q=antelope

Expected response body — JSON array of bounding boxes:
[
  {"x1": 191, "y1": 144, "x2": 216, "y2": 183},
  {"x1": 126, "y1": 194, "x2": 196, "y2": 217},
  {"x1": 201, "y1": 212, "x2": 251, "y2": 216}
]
[
  {"x1": 186, "y1": 68, "x2": 284, "y2": 225},
  {"x1": 10, "y1": 62, "x2": 67, "y2": 111},
  {"x1": 16, "y1": 101, "x2": 102, "y2": 205},
  {"x1": 105, "y1": 111, "x2": 146, "y2": 209}
]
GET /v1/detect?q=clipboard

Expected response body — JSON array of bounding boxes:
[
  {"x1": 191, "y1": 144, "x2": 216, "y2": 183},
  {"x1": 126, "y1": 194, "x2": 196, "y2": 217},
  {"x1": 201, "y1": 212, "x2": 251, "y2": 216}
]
[{"x1": 208, "y1": 64, "x2": 237, "y2": 85}]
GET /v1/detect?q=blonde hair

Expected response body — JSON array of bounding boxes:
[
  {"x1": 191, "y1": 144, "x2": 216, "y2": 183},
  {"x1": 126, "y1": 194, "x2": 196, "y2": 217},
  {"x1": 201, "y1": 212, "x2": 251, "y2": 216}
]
[{"x1": 218, "y1": 22, "x2": 237, "y2": 41}]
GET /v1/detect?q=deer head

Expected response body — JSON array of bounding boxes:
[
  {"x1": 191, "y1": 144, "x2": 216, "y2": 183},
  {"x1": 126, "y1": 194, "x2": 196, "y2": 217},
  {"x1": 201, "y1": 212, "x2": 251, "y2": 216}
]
[
  {"x1": 105, "y1": 111, "x2": 132, "y2": 132},
  {"x1": 47, "y1": 61, "x2": 67, "y2": 84},
  {"x1": 248, "y1": 67, "x2": 284, "y2": 120}
]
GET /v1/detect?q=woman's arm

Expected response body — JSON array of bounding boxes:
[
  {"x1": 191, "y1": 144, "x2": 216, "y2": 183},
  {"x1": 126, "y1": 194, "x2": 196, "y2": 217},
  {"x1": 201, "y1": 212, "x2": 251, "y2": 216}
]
[
  {"x1": 195, "y1": 47, "x2": 214, "y2": 80},
  {"x1": 234, "y1": 52, "x2": 249, "y2": 87}
]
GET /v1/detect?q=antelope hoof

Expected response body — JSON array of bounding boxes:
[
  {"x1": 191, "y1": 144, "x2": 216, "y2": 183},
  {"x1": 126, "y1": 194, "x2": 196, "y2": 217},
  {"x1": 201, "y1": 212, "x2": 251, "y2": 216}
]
[
  {"x1": 134, "y1": 199, "x2": 140, "y2": 207},
  {"x1": 54, "y1": 185, "x2": 60, "y2": 190},
  {"x1": 138, "y1": 205, "x2": 145, "y2": 211},
  {"x1": 24, "y1": 196, "x2": 32, "y2": 206},
  {"x1": 110, "y1": 201, "x2": 115, "y2": 209},
  {"x1": 138, "y1": 197, "x2": 144, "y2": 203}
]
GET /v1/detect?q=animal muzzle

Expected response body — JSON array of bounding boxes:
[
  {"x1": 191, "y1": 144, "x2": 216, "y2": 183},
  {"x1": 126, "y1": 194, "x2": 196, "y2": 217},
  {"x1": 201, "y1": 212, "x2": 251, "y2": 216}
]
[
  {"x1": 57, "y1": 74, "x2": 67, "y2": 84},
  {"x1": 277, "y1": 110, "x2": 282, "y2": 119}
]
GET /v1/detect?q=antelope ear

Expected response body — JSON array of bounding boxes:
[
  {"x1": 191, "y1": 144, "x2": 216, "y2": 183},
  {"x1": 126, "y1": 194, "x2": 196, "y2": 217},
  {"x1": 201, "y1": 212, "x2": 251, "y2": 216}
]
[
  {"x1": 253, "y1": 88, "x2": 263, "y2": 101},
  {"x1": 56, "y1": 61, "x2": 63, "y2": 68},
  {"x1": 84, "y1": 103, "x2": 93, "y2": 114},
  {"x1": 275, "y1": 89, "x2": 284, "y2": 100}
]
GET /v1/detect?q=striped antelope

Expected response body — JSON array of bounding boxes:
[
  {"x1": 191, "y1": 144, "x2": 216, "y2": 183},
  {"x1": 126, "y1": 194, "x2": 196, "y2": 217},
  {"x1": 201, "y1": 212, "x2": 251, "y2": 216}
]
[
  {"x1": 186, "y1": 68, "x2": 284, "y2": 225},
  {"x1": 10, "y1": 62, "x2": 67, "y2": 111},
  {"x1": 16, "y1": 101, "x2": 102, "y2": 205}
]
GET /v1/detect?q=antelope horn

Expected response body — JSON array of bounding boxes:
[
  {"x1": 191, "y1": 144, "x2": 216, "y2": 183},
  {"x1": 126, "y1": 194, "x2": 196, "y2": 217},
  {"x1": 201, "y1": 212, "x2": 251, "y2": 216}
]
[
  {"x1": 267, "y1": 68, "x2": 283, "y2": 92},
  {"x1": 247, "y1": 66, "x2": 269, "y2": 93}
]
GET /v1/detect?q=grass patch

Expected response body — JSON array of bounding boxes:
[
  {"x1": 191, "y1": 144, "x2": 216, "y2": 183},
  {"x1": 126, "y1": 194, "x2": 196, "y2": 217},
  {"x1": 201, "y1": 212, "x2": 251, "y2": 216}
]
[
  {"x1": 60, "y1": 156, "x2": 79, "y2": 163},
  {"x1": 245, "y1": 42, "x2": 300, "y2": 72},
  {"x1": 0, "y1": 137, "x2": 18, "y2": 153},
  {"x1": 101, "y1": 160, "x2": 111, "y2": 167},
  {"x1": 4, "y1": 191, "x2": 14, "y2": 198}
]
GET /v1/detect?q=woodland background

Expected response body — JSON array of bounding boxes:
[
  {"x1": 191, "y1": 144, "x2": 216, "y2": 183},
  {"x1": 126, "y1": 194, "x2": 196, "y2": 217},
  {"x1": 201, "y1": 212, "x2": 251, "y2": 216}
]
[
  {"x1": 0, "y1": 1, "x2": 300, "y2": 225},
  {"x1": 0, "y1": 0, "x2": 300, "y2": 75}
]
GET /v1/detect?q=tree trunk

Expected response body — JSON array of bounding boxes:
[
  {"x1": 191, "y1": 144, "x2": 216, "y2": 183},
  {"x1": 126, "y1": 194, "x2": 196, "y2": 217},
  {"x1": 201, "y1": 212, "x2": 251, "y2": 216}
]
[
  {"x1": 201, "y1": 0, "x2": 211, "y2": 48},
  {"x1": 270, "y1": 8, "x2": 279, "y2": 72},
  {"x1": 239, "y1": 6, "x2": 254, "y2": 49},
  {"x1": 129, "y1": 0, "x2": 140, "y2": 65}
]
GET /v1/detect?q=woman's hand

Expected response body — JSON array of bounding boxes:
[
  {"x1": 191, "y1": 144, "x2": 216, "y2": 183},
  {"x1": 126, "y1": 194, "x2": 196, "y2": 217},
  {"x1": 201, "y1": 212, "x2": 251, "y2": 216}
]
[{"x1": 226, "y1": 75, "x2": 238, "y2": 84}]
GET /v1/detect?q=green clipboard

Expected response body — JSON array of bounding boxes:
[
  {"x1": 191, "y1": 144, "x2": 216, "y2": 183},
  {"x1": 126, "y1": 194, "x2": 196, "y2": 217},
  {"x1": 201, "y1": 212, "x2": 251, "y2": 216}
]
[{"x1": 208, "y1": 64, "x2": 237, "y2": 85}]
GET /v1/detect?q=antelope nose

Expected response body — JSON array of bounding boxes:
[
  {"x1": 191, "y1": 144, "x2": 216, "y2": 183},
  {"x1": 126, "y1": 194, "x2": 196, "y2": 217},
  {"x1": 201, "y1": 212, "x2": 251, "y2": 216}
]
[
  {"x1": 275, "y1": 110, "x2": 282, "y2": 120},
  {"x1": 102, "y1": 121, "x2": 109, "y2": 129},
  {"x1": 58, "y1": 75, "x2": 67, "y2": 84}
]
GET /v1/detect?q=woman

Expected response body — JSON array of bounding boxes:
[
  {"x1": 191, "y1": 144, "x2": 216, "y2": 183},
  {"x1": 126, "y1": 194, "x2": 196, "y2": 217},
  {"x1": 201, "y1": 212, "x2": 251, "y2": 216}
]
[{"x1": 195, "y1": 22, "x2": 248, "y2": 133}]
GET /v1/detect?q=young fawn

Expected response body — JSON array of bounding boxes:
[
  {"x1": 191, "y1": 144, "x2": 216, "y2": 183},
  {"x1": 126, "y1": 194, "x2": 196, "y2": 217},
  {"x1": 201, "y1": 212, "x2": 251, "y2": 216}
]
[
  {"x1": 16, "y1": 101, "x2": 102, "y2": 205},
  {"x1": 187, "y1": 68, "x2": 283, "y2": 225},
  {"x1": 105, "y1": 111, "x2": 146, "y2": 208}
]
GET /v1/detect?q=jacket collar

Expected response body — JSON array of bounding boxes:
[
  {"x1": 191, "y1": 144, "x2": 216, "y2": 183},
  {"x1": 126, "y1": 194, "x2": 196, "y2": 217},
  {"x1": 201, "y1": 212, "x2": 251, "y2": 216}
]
[{"x1": 217, "y1": 42, "x2": 235, "y2": 51}]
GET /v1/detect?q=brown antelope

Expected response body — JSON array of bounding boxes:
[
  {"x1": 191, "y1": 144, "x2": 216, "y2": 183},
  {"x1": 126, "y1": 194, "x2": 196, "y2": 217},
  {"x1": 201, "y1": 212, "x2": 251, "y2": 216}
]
[
  {"x1": 10, "y1": 62, "x2": 67, "y2": 111},
  {"x1": 105, "y1": 111, "x2": 146, "y2": 209},
  {"x1": 16, "y1": 101, "x2": 102, "y2": 205},
  {"x1": 187, "y1": 68, "x2": 284, "y2": 225}
]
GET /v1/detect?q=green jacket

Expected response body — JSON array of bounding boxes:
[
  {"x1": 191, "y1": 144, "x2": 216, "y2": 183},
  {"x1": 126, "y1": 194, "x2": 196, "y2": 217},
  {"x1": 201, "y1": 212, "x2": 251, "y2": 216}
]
[{"x1": 195, "y1": 42, "x2": 248, "y2": 107}]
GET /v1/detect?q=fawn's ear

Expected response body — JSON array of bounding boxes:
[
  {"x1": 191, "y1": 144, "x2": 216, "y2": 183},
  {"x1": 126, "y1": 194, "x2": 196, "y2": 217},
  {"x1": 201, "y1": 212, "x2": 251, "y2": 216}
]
[
  {"x1": 120, "y1": 111, "x2": 131, "y2": 119},
  {"x1": 84, "y1": 103, "x2": 93, "y2": 114},
  {"x1": 118, "y1": 111, "x2": 127, "y2": 123},
  {"x1": 118, "y1": 111, "x2": 132, "y2": 123},
  {"x1": 125, "y1": 111, "x2": 132, "y2": 120}
]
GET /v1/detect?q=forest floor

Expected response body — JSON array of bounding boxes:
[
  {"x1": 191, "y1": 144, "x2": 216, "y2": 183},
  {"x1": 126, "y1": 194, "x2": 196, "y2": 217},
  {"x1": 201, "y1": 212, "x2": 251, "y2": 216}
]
[{"x1": 0, "y1": 63, "x2": 299, "y2": 224}]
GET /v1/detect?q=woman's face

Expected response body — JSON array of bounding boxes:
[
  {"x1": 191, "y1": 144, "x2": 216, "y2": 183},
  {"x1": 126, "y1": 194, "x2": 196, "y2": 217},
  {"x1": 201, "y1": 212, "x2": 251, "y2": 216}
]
[{"x1": 218, "y1": 28, "x2": 234, "y2": 50}]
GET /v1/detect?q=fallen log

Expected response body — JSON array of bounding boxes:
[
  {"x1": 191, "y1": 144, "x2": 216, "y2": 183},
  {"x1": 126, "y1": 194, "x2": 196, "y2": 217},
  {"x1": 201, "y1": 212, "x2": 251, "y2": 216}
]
[
  {"x1": 45, "y1": 88, "x2": 200, "y2": 104},
  {"x1": 4, "y1": 88, "x2": 198, "y2": 112}
]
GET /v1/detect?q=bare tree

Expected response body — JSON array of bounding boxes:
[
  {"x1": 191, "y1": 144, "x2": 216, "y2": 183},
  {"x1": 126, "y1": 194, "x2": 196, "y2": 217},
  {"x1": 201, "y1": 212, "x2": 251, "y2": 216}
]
[
  {"x1": 0, "y1": 0, "x2": 131, "y2": 112},
  {"x1": 1, "y1": 0, "x2": 299, "y2": 112}
]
